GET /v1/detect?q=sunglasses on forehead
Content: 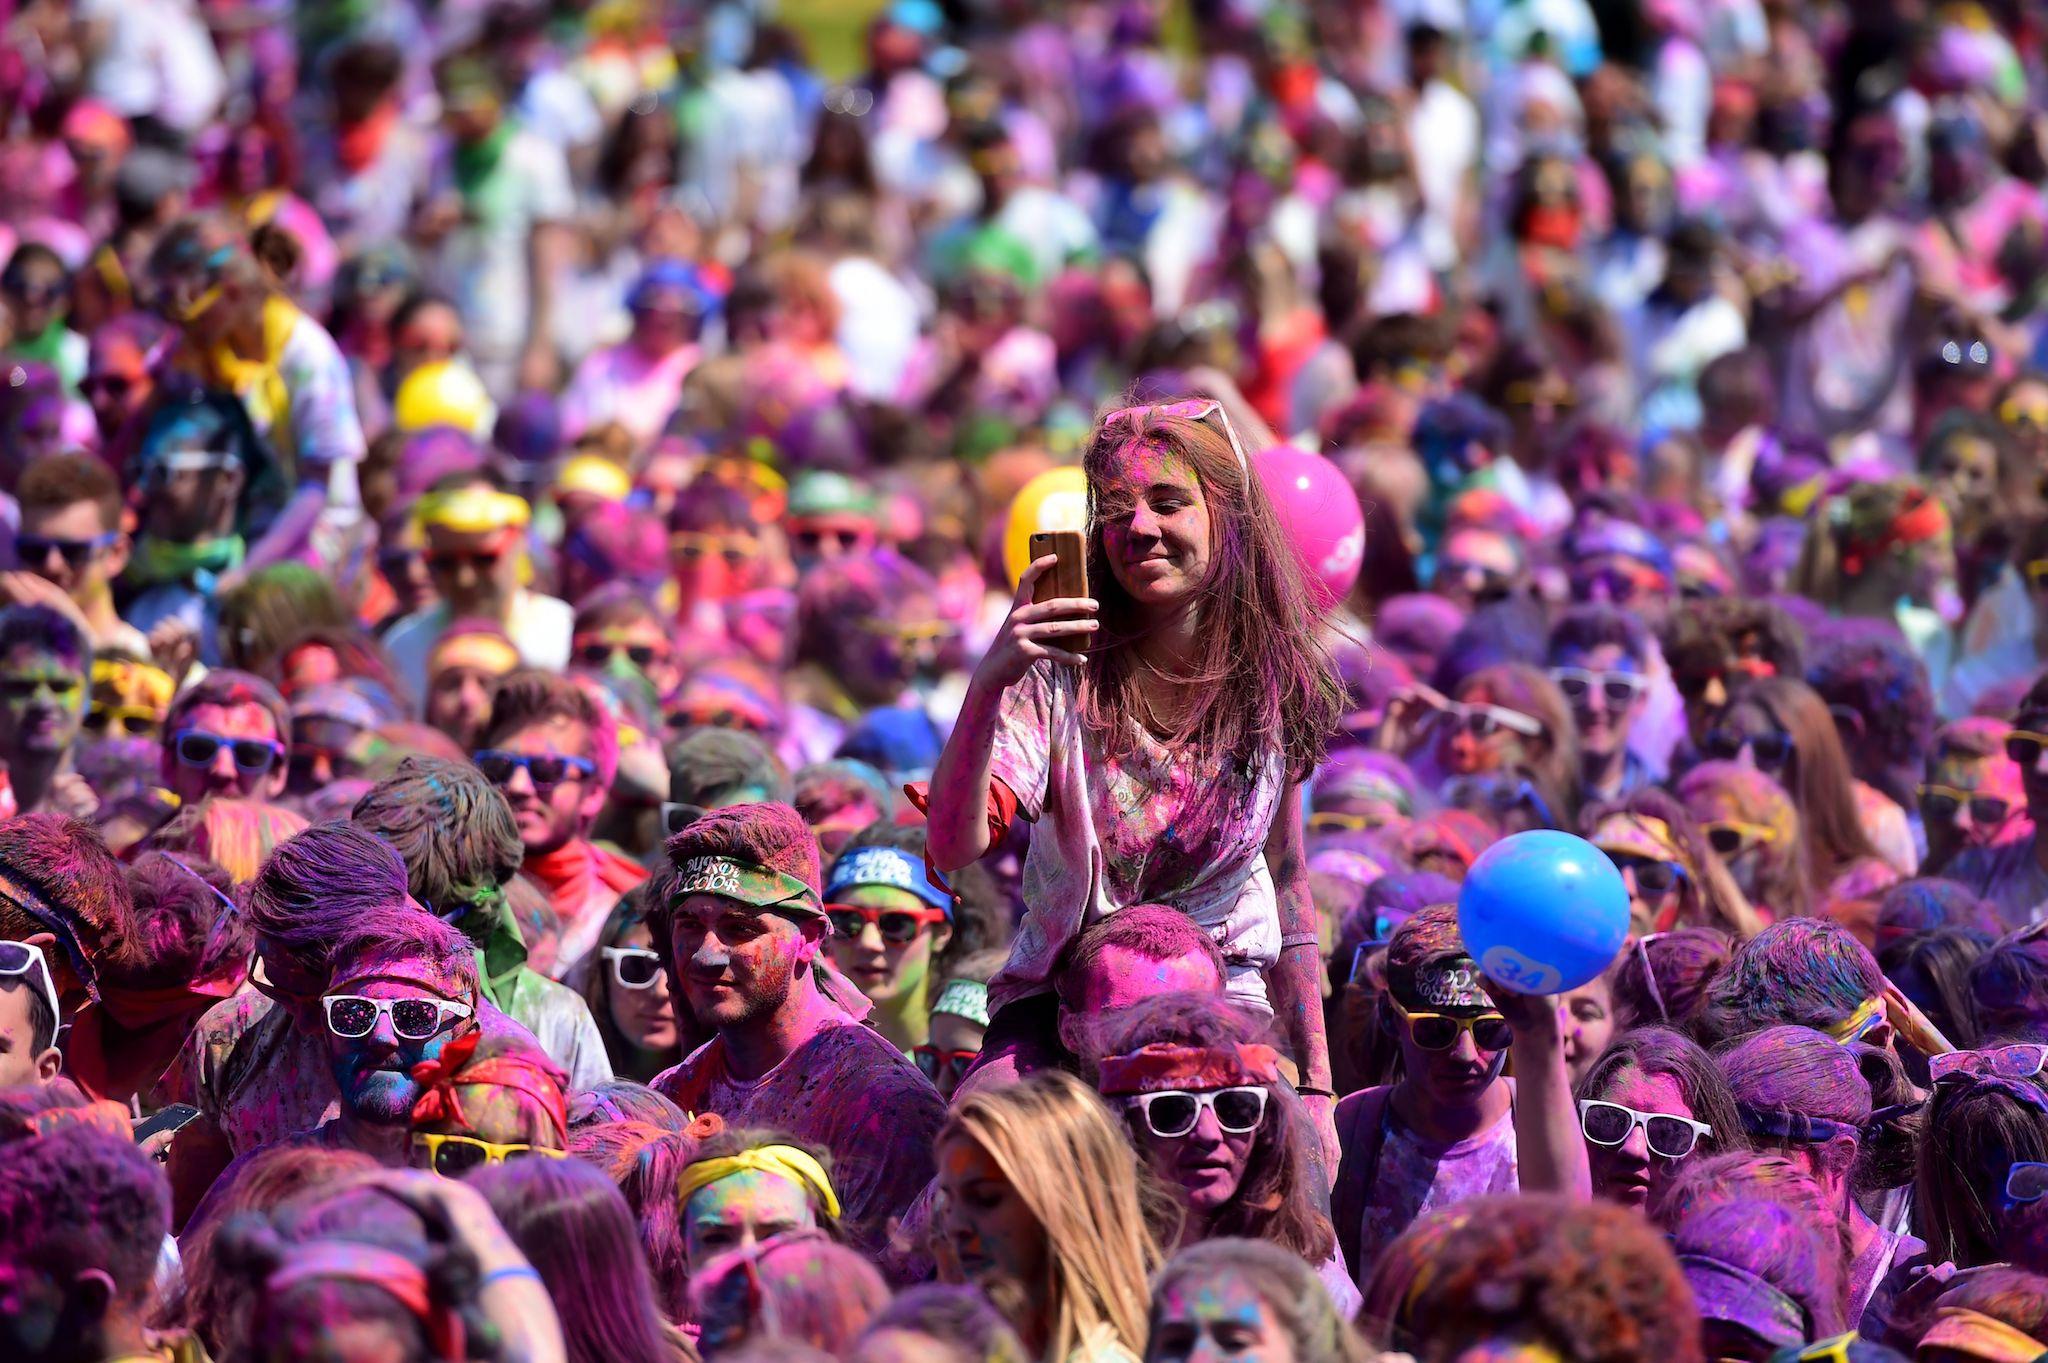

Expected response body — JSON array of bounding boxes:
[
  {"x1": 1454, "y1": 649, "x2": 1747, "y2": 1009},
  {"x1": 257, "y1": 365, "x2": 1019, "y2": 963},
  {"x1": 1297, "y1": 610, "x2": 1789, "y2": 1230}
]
[{"x1": 1100, "y1": 398, "x2": 1249, "y2": 471}]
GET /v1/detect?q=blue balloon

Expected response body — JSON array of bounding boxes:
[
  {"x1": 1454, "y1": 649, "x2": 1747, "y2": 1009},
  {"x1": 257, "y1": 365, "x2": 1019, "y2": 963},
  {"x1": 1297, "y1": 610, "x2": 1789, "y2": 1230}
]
[{"x1": 1457, "y1": 830, "x2": 1631, "y2": 994}]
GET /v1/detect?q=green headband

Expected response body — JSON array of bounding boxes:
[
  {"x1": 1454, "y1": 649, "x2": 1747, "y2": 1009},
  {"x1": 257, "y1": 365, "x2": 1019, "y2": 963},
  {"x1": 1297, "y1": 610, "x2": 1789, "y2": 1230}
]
[{"x1": 672, "y1": 855, "x2": 823, "y2": 918}]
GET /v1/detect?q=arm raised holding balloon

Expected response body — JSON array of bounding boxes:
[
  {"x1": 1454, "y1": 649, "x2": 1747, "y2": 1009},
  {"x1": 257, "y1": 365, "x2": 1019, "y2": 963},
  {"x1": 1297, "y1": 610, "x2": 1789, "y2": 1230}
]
[
  {"x1": 1459, "y1": 830, "x2": 1634, "y2": 1202},
  {"x1": 1483, "y1": 974, "x2": 1591, "y2": 1200}
]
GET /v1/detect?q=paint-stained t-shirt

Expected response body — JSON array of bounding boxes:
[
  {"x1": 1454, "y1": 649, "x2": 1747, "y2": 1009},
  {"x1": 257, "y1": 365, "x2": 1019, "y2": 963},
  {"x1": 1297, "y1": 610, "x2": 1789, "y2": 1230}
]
[
  {"x1": 1352, "y1": 1101, "x2": 1519, "y2": 1282},
  {"x1": 1945, "y1": 837, "x2": 2048, "y2": 930},
  {"x1": 988, "y1": 661, "x2": 1285, "y2": 1015},
  {"x1": 653, "y1": 1018, "x2": 945, "y2": 1271},
  {"x1": 170, "y1": 990, "x2": 338, "y2": 1156}
]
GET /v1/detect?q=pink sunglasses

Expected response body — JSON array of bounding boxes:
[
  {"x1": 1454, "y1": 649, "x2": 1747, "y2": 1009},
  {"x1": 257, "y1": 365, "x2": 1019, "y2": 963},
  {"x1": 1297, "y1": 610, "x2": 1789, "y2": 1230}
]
[{"x1": 1100, "y1": 398, "x2": 1249, "y2": 472}]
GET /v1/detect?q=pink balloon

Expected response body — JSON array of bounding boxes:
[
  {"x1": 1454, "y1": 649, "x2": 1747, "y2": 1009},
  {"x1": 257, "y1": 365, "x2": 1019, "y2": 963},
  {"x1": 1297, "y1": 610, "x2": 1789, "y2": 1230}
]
[{"x1": 1254, "y1": 444, "x2": 1365, "y2": 610}]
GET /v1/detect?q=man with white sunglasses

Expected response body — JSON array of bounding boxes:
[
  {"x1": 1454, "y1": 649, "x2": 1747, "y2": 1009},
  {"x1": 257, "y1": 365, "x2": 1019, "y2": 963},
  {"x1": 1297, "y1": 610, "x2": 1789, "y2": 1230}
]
[
  {"x1": 0, "y1": 937, "x2": 63, "y2": 1087},
  {"x1": 351, "y1": 757, "x2": 611, "y2": 1090}
]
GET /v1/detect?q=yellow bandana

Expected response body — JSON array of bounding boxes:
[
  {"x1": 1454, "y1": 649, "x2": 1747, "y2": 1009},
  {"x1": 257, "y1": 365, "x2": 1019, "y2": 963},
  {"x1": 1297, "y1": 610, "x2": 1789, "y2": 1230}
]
[
  {"x1": 677, "y1": 1145, "x2": 842, "y2": 1220},
  {"x1": 413, "y1": 486, "x2": 532, "y2": 535}
]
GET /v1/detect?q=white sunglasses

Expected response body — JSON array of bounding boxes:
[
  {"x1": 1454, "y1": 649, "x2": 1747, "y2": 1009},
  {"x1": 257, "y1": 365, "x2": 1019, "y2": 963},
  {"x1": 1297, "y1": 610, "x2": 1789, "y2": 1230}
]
[
  {"x1": 1120, "y1": 1085, "x2": 1269, "y2": 1139},
  {"x1": 322, "y1": 994, "x2": 473, "y2": 1042},
  {"x1": 602, "y1": 946, "x2": 663, "y2": 991},
  {"x1": 0, "y1": 940, "x2": 62, "y2": 1035}
]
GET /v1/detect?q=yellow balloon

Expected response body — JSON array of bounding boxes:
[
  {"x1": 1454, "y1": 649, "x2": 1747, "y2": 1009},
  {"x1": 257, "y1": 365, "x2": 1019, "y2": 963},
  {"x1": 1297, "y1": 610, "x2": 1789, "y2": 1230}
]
[
  {"x1": 1002, "y1": 466, "x2": 1090, "y2": 588},
  {"x1": 394, "y1": 360, "x2": 496, "y2": 436}
]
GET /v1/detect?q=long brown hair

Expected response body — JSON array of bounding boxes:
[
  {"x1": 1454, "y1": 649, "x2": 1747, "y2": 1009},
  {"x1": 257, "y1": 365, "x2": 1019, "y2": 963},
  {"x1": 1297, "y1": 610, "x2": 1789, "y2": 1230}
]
[
  {"x1": 1720, "y1": 677, "x2": 1882, "y2": 889},
  {"x1": 1079, "y1": 407, "x2": 1345, "y2": 781},
  {"x1": 1455, "y1": 662, "x2": 1582, "y2": 821}
]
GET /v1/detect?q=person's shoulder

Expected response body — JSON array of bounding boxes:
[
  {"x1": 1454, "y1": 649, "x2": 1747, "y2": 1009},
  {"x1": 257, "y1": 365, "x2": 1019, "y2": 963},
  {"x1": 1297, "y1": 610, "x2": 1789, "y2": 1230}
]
[
  {"x1": 649, "y1": 1036, "x2": 723, "y2": 1102},
  {"x1": 192, "y1": 987, "x2": 279, "y2": 1044},
  {"x1": 802, "y1": 1024, "x2": 940, "y2": 1094}
]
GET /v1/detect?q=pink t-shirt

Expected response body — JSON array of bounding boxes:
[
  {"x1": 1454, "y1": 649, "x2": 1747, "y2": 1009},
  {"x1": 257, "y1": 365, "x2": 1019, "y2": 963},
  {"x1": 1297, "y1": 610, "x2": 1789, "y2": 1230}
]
[
  {"x1": 987, "y1": 662, "x2": 1285, "y2": 1014},
  {"x1": 560, "y1": 341, "x2": 700, "y2": 446}
]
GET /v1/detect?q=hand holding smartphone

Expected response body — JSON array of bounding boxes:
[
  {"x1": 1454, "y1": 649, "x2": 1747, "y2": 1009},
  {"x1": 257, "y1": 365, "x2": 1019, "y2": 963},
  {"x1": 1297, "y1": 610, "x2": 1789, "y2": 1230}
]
[{"x1": 1029, "y1": 531, "x2": 1092, "y2": 656}]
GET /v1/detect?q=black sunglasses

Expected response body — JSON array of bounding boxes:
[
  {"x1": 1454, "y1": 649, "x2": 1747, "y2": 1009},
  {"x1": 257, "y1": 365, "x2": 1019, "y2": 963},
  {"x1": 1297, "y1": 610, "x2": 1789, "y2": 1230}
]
[
  {"x1": 473, "y1": 750, "x2": 595, "y2": 790},
  {"x1": 575, "y1": 642, "x2": 663, "y2": 669},
  {"x1": 1609, "y1": 853, "x2": 1685, "y2": 897},
  {"x1": 173, "y1": 729, "x2": 283, "y2": 774},
  {"x1": 1919, "y1": 787, "x2": 2014, "y2": 828},
  {"x1": 826, "y1": 905, "x2": 940, "y2": 944},
  {"x1": 15, "y1": 531, "x2": 118, "y2": 570},
  {"x1": 1702, "y1": 727, "x2": 1795, "y2": 771}
]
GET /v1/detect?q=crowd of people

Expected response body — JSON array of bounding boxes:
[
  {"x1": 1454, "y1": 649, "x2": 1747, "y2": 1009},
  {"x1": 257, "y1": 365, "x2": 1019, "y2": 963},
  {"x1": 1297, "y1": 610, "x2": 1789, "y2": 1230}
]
[{"x1": 10, "y1": 0, "x2": 2048, "y2": 1361}]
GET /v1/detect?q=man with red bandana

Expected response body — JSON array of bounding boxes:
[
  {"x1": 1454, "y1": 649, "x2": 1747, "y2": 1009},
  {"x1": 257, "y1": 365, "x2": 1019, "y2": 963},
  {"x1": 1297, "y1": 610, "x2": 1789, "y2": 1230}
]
[{"x1": 474, "y1": 670, "x2": 646, "y2": 971}]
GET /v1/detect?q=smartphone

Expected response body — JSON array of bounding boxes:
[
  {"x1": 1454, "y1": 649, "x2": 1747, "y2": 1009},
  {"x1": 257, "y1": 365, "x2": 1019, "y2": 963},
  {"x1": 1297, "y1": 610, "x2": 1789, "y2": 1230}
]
[
  {"x1": 133, "y1": 1103, "x2": 201, "y2": 1144},
  {"x1": 1029, "y1": 530, "x2": 1089, "y2": 604},
  {"x1": 1028, "y1": 530, "x2": 1091, "y2": 653}
]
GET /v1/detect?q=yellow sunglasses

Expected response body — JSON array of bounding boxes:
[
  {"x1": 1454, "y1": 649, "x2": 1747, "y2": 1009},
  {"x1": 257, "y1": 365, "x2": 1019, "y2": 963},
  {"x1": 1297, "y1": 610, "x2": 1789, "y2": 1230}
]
[
  {"x1": 1701, "y1": 819, "x2": 1779, "y2": 857},
  {"x1": 854, "y1": 617, "x2": 957, "y2": 643},
  {"x1": 411, "y1": 1132, "x2": 566, "y2": 1178},
  {"x1": 1308, "y1": 810, "x2": 1388, "y2": 832},
  {"x1": 2000, "y1": 399, "x2": 2048, "y2": 429}
]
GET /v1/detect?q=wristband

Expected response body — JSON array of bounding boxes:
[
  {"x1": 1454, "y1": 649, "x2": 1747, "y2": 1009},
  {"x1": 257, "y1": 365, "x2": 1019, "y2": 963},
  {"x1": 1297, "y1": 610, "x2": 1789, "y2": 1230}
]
[
  {"x1": 481, "y1": 1265, "x2": 544, "y2": 1288},
  {"x1": 1279, "y1": 932, "x2": 1320, "y2": 951},
  {"x1": 1297, "y1": 1085, "x2": 1336, "y2": 1099}
]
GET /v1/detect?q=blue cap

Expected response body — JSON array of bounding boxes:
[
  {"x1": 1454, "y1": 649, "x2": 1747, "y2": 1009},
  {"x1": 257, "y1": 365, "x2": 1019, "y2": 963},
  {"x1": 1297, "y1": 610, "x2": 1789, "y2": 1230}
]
[{"x1": 824, "y1": 845, "x2": 952, "y2": 915}]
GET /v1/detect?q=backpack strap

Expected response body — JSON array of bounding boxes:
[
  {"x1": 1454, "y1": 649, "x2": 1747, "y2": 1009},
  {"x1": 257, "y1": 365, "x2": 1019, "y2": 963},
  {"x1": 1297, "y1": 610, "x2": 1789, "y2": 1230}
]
[{"x1": 1331, "y1": 1084, "x2": 1392, "y2": 1281}]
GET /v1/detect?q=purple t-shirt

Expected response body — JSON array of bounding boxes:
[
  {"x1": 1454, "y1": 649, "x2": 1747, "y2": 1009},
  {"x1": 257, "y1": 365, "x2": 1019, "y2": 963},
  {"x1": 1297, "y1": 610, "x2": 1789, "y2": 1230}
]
[{"x1": 1353, "y1": 1100, "x2": 1520, "y2": 1280}]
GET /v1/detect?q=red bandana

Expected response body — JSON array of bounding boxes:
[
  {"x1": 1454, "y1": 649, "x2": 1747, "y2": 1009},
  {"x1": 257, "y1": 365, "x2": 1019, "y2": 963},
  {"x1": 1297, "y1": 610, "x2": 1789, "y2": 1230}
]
[
  {"x1": 409, "y1": 1029, "x2": 570, "y2": 1142},
  {"x1": 1097, "y1": 1043, "x2": 1283, "y2": 1097}
]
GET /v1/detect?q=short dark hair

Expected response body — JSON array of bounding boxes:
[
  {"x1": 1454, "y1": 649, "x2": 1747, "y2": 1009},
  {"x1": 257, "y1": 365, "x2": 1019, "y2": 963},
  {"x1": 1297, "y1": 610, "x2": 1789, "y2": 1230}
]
[
  {"x1": 246, "y1": 822, "x2": 413, "y2": 977},
  {"x1": 1547, "y1": 603, "x2": 1649, "y2": 668},
  {"x1": 351, "y1": 757, "x2": 524, "y2": 907},
  {"x1": 17, "y1": 452, "x2": 122, "y2": 529},
  {"x1": 0, "y1": 813, "x2": 130, "y2": 995},
  {"x1": 481, "y1": 671, "x2": 618, "y2": 787},
  {"x1": 0, "y1": 605, "x2": 89, "y2": 674},
  {"x1": 0, "y1": 1129, "x2": 170, "y2": 1308}
]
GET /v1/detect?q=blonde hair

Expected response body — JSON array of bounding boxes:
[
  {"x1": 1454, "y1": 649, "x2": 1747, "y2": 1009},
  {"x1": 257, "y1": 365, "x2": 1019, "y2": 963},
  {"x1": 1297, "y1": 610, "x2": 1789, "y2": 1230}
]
[{"x1": 939, "y1": 1071, "x2": 1159, "y2": 1361}]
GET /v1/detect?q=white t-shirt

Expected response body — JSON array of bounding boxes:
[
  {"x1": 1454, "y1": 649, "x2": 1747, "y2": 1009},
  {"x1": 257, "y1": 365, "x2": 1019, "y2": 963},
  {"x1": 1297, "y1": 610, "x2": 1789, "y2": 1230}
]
[
  {"x1": 427, "y1": 129, "x2": 577, "y2": 369},
  {"x1": 383, "y1": 591, "x2": 574, "y2": 708},
  {"x1": 80, "y1": 0, "x2": 225, "y2": 133}
]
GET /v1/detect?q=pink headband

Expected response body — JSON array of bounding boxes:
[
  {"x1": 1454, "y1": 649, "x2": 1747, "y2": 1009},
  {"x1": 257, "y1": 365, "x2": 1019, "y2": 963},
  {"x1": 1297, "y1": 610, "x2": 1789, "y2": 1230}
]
[{"x1": 1097, "y1": 1042, "x2": 1282, "y2": 1096}]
